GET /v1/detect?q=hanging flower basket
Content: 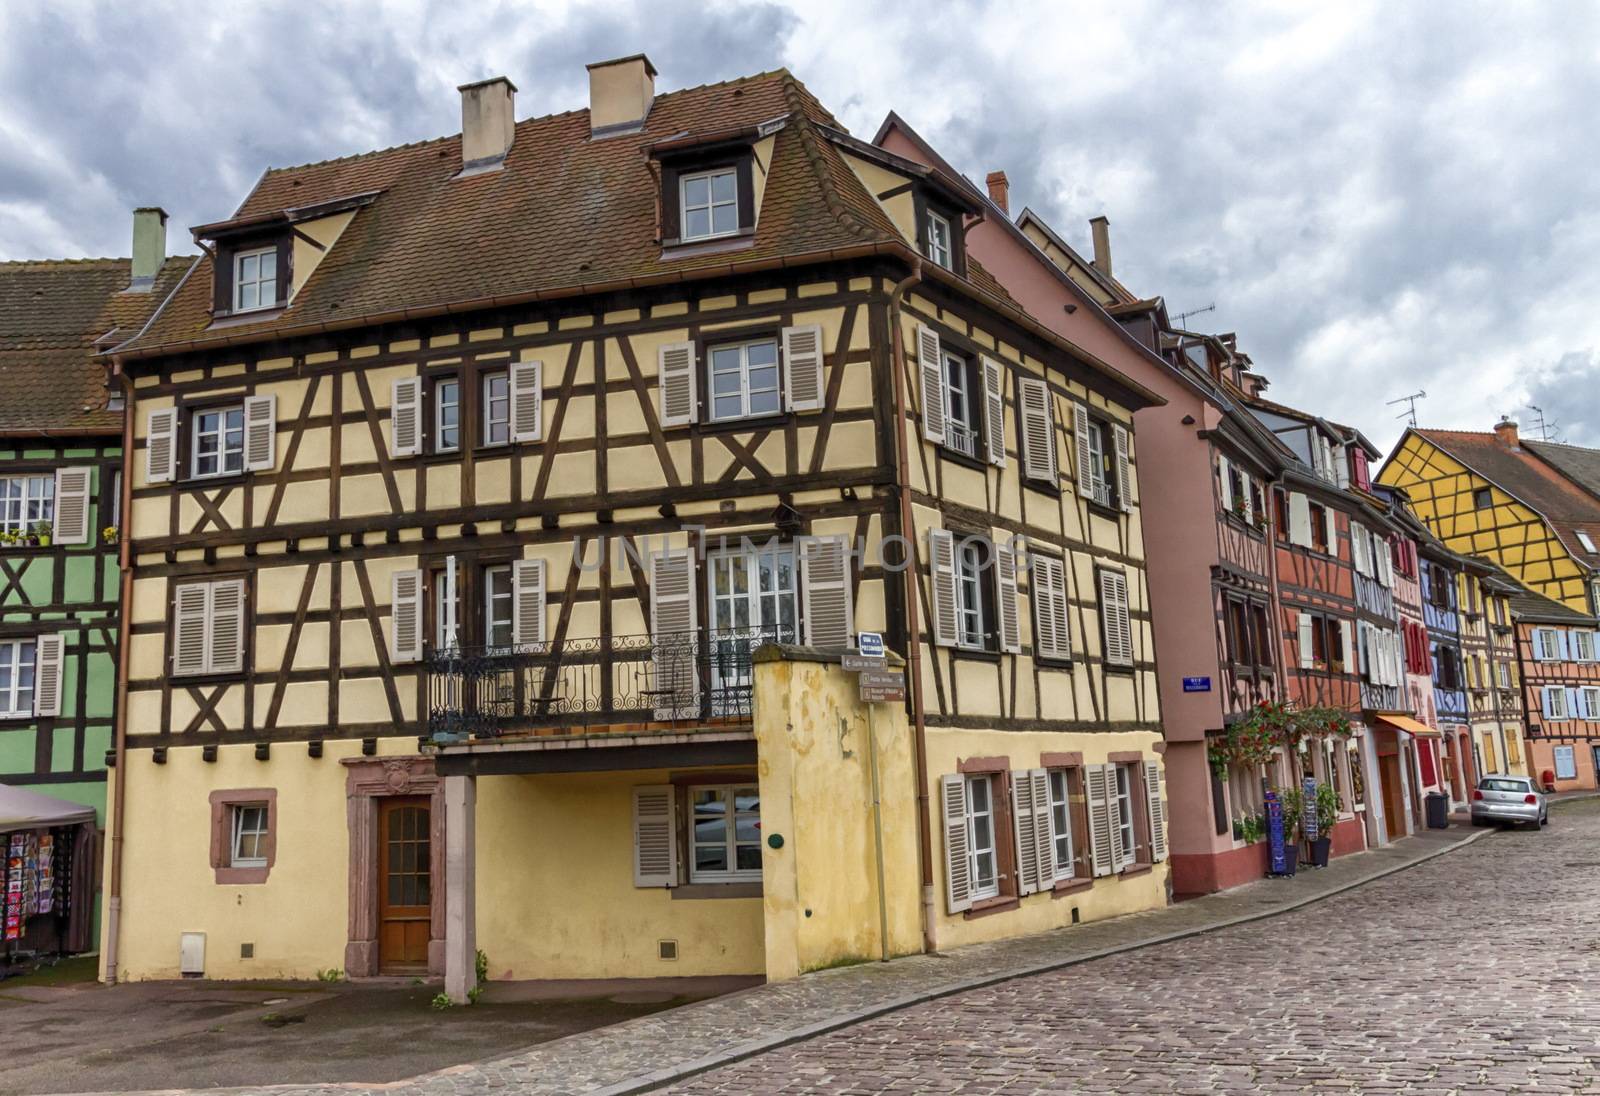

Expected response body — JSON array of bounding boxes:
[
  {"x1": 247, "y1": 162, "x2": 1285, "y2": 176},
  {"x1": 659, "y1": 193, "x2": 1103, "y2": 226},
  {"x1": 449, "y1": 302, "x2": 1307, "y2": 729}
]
[{"x1": 1209, "y1": 700, "x2": 1354, "y2": 780}]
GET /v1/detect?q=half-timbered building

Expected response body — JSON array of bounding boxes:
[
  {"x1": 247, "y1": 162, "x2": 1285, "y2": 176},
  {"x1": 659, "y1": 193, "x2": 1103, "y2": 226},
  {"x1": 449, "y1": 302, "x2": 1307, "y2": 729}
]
[
  {"x1": 1507, "y1": 584, "x2": 1600, "y2": 791},
  {"x1": 101, "y1": 60, "x2": 1170, "y2": 992},
  {"x1": 1456, "y1": 558, "x2": 1527, "y2": 786}
]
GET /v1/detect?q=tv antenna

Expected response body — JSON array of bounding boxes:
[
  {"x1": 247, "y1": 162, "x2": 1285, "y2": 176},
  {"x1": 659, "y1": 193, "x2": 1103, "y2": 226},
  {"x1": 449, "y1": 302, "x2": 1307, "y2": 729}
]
[
  {"x1": 1526, "y1": 404, "x2": 1559, "y2": 442},
  {"x1": 1174, "y1": 303, "x2": 1215, "y2": 329},
  {"x1": 1386, "y1": 390, "x2": 1427, "y2": 427}
]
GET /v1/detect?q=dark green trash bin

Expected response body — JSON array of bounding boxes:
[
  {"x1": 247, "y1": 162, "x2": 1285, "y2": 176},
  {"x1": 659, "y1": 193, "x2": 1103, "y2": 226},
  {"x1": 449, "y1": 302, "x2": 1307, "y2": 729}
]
[{"x1": 1425, "y1": 792, "x2": 1450, "y2": 829}]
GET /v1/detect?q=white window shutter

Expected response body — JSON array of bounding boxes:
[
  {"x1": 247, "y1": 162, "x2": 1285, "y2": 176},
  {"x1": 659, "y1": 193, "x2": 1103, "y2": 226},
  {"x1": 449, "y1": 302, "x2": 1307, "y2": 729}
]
[
  {"x1": 980, "y1": 356, "x2": 1006, "y2": 466},
  {"x1": 52, "y1": 467, "x2": 91, "y2": 544},
  {"x1": 1339, "y1": 619, "x2": 1354, "y2": 672},
  {"x1": 994, "y1": 541, "x2": 1021, "y2": 654},
  {"x1": 1288, "y1": 492, "x2": 1310, "y2": 547},
  {"x1": 512, "y1": 559, "x2": 547, "y2": 650},
  {"x1": 1032, "y1": 553, "x2": 1071, "y2": 662},
  {"x1": 172, "y1": 583, "x2": 210, "y2": 675},
  {"x1": 658, "y1": 342, "x2": 698, "y2": 427},
  {"x1": 1112, "y1": 424, "x2": 1132, "y2": 512},
  {"x1": 243, "y1": 394, "x2": 276, "y2": 471},
  {"x1": 650, "y1": 548, "x2": 699, "y2": 720},
  {"x1": 1098, "y1": 569, "x2": 1132, "y2": 667},
  {"x1": 390, "y1": 569, "x2": 423, "y2": 663},
  {"x1": 1085, "y1": 763, "x2": 1114, "y2": 878},
  {"x1": 1351, "y1": 524, "x2": 1367, "y2": 576},
  {"x1": 1336, "y1": 445, "x2": 1351, "y2": 489},
  {"x1": 1028, "y1": 768, "x2": 1054, "y2": 884},
  {"x1": 1379, "y1": 538, "x2": 1394, "y2": 588},
  {"x1": 209, "y1": 579, "x2": 246, "y2": 674},
  {"x1": 1298, "y1": 612, "x2": 1314, "y2": 669},
  {"x1": 940, "y1": 773, "x2": 972, "y2": 913},
  {"x1": 510, "y1": 359, "x2": 544, "y2": 442},
  {"x1": 1324, "y1": 509, "x2": 1337, "y2": 559},
  {"x1": 1144, "y1": 759, "x2": 1167, "y2": 863},
  {"x1": 782, "y1": 324, "x2": 825, "y2": 412},
  {"x1": 1218, "y1": 455, "x2": 1234, "y2": 512},
  {"x1": 917, "y1": 324, "x2": 946, "y2": 444},
  {"x1": 632, "y1": 785, "x2": 678, "y2": 887},
  {"x1": 146, "y1": 407, "x2": 178, "y2": 484},
  {"x1": 1011, "y1": 773, "x2": 1039, "y2": 896},
  {"x1": 390, "y1": 378, "x2": 422, "y2": 457},
  {"x1": 33, "y1": 634, "x2": 63, "y2": 717},
  {"x1": 1071, "y1": 402, "x2": 1094, "y2": 498},
  {"x1": 799, "y1": 535, "x2": 853, "y2": 648},
  {"x1": 1015, "y1": 378, "x2": 1055, "y2": 483},
  {"x1": 928, "y1": 529, "x2": 958, "y2": 648}
]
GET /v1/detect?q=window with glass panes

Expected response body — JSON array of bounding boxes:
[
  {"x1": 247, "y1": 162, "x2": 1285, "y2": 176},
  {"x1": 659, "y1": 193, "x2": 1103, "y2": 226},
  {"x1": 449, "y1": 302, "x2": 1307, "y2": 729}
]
[
  {"x1": 955, "y1": 537, "x2": 988, "y2": 649},
  {"x1": 942, "y1": 350, "x2": 979, "y2": 457},
  {"x1": 483, "y1": 565, "x2": 513, "y2": 650},
  {"x1": 1047, "y1": 768, "x2": 1077, "y2": 881},
  {"x1": 192, "y1": 405, "x2": 245, "y2": 477},
  {"x1": 232, "y1": 247, "x2": 277, "y2": 312},
  {"x1": 434, "y1": 377, "x2": 460, "y2": 452},
  {"x1": 230, "y1": 804, "x2": 270, "y2": 867},
  {"x1": 482, "y1": 372, "x2": 510, "y2": 445},
  {"x1": 688, "y1": 784, "x2": 761, "y2": 882},
  {"x1": 1113, "y1": 764, "x2": 1137, "y2": 867},
  {"x1": 708, "y1": 544, "x2": 797, "y2": 643},
  {"x1": 0, "y1": 475, "x2": 54, "y2": 533},
  {"x1": 0, "y1": 639, "x2": 35, "y2": 717},
  {"x1": 964, "y1": 773, "x2": 999, "y2": 899},
  {"x1": 432, "y1": 569, "x2": 461, "y2": 652},
  {"x1": 680, "y1": 169, "x2": 738, "y2": 240},
  {"x1": 708, "y1": 338, "x2": 781, "y2": 421},
  {"x1": 924, "y1": 210, "x2": 953, "y2": 269}
]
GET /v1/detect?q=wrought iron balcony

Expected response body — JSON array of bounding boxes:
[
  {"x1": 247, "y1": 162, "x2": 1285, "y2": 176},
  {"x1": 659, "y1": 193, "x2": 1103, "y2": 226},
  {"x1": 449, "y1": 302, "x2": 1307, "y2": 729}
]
[{"x1": 424, "y1": 626, "x2": 787, "y2": 742}]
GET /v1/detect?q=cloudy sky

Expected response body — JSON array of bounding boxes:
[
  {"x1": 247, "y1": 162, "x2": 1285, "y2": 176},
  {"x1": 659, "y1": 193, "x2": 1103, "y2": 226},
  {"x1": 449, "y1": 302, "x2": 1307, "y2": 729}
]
[{"x1": 3, "y1": 0, "x2": 1596, "y2": 454}]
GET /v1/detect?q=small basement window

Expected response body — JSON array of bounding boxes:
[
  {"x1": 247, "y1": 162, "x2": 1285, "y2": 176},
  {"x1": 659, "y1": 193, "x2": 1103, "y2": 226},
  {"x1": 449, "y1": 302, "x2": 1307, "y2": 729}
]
[
  {"x1": 680, "y1": 168, "x2": 739, "y2": 241},
  {"x1": 230, "y1": 804, "x2": 270, "y2": 868},
  {"x1": 232, "y1": 247, "x2": 278, "y2": 313}
]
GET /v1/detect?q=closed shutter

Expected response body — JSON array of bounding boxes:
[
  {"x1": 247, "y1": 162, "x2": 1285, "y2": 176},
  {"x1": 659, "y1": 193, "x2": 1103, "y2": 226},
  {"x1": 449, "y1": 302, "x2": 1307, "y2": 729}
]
[
  {"x1": 1557, "y1": 629, "x2": 1572, "y2": 661},
  {"x1": 994, "y1": 540, "x2": 1021, "y2": 654},
  {"x1": 1112, "y1": 424, "x2": 1132, "y2": 512},
  {"x1": 390, "y1": 569, "x2": 423, "y2": 663},
  {"x1": 1144, "y1": 759, "x2": 1167, "y2": 863},
  {"x1": 510, "y1": 359, "x2": 543, "y2": 442},
  {"x1": 243, "y1": 394, "x2": 276, "y2": 471},
  {"x1": 209, "y1": 579, "x2": 246, "y2": 674},
  {"x1": 1072, "y1": 401, "x2": 1094, "y2": 497},
  {"x1": 1336, "y1": 445, "x2": 1351, "y2": 489},
  {"x1": 799, "y1": 535, "x2": 853, "y2": 648},
  {"x1": 52, "y1": 467, "x2": 91, "y2": 544},
  {"x1": 658, "y1": 342, "x2": 698, "y2": 427},
  {"x1": 146, "y1": 407, "x2": 178, "y2": 483},
  {"x1": 651, "y1": 548, "x2": 699, "y2": 719},
  {"x1": 1378, "y1": 538, "x2": 1393, "y2": 588},
  {"x1": 1351, "y1": 523, "x2": 1368, "y2": 575},
  {"x1": 511, "y1": 559, "x2": 547, "y2": 649},
  {"x1": 632, "y1": 785, "x2": 678, "y2": 887},
  {"x1": 917, "y1": 324, "x2": 946, "y2": 444},
  {"x1": 1085, "y1": 763, "x2": 1114, "y2": 878},
  {"x1": 1018, "y1": 378, "x2": 1056, "y2": 483},
  {"x1": 981, "y1": 356, "x2": 1006, "y2": 466},
  {"x1": 33, "y1": 634, "x2": 63, "y2": 718},
  {"x1": 1011, "y1": 772, "x2": 1039, "y2": 896},
  {"x1": 1568, "y1": 687, "x2": 1581, "y2": 721},
  {"x1": 940, "y1": 773, "x2": 972, "y2": 913},
  {"x1": 1323, "y1": 509, "x2": 1337, "y2": 559},
  {"x1": 390, "y1": 377, "x2": 422, "y2": 457},
  {"x1": 1289, "y1": 492, "x2": 1311, "y2": 546},
  {"x1": 1298, "y1": 612, "x2": 1314, "y2": 668},
  {"x1": 172, "y1": 583, "x2": 210, "y2": 675},
  {"x1": 1339, "y1": 619, "x2": 1354, "y2": 672},
  {"x1": 782, "y1": 324, "x2": 825, "y2": 412},
  {"x1": 1031, "y1": 552, "x2": 1071, "y2": 662},
  {"x1": 928, "y1": 529, "x2": 958, "y2": 648},
  {"x1": 1099, "y1": 569, "x2": 1132, "y2": 667},
  {"x1": 1028, "y1": 768, "x2": 1055, "y2": 884}
]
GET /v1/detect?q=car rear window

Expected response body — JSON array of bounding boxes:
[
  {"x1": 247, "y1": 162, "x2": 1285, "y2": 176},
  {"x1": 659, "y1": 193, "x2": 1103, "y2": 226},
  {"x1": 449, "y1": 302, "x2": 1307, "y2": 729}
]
[{"x1": 1480, "y1": 778, "x2": 1530, "y2": 792}]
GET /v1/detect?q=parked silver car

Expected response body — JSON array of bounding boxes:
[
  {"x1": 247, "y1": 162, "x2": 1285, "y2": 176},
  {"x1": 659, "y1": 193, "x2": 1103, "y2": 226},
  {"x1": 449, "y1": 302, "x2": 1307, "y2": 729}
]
[{"x1": 1470, "y1": 775, "x2": 1548, "y2": 829}]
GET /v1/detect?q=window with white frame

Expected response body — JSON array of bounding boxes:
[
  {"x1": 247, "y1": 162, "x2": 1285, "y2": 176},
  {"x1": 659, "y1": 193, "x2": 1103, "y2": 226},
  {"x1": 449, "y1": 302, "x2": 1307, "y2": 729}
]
[
  {"x1": 1228, "y1": 761, "x2": 1263, "y2": 830},
  {"x1": 708, "y1": 337, "x2": 781, "y2": 422},
  {"x1": 942, "y1": 350, "x2": 979, "y2": 458},
  {"x1": 1544, "y1": 685, "x2": 1570, "y2": 720},
  {"x1": 482, "y1": 371, "x2": 510, "y2": 446},
  {"x1": 230, "y1": 803, "x2": 270, "y2": 868},
  {"x1": 1533, "y1": 627, "x2": 1561, "y2": 661},
  {"x1": 708, "y1": 543, "x2": 797, "y2": 644},
  {"x1": 232, "y1": 247, "x2": 278, "y2": 312},
  {"x1": 1576, "y1": 631, "x2": 1597, "y2": 663},
  {"x1": 924, "y1": 210, "x2": 953, "y2": 269},
  {"x1": 1580, "y1": 686, "x2": 1600, "y2": 720},
  {"x1": 0, "y1": 475, "x2": 54, "y2": 534},
  {"x1": 191, "y1": 405, "x2": 245, "y2": 478},
  {"x1": 955, "y1": 537, "x2": 989, "y2": 649},
  {"x1": 1046, "y1": 768, "x2": 1078, "y2": 881},
  {"x1": 963, "y1": 773, "x2": 999, "y2": 900},
  {"x1": 1112, "y1": 763, "x2": 1138, "y2": 867},
  {"x1": 434, "y1": 377, "x2": 461, "y2": 452},
  {"x1": 680, "y1": 168, "x2": 738, "y2": 241},
  {"x1": 483, "y1": 564, "x2": 513, "y2": 651},
  {"x1": 688, "y1": 784, "x2": 761, "y2": 882},
  {"x1": 433, "y1": 569, "x2": 460, "y2": 651},
  {"x1": 1496, "y1": 660, "x2": 1512, "y2": 688},
  {"x1": 0, "y1": 639, "x2": 35, "y2": 717}
]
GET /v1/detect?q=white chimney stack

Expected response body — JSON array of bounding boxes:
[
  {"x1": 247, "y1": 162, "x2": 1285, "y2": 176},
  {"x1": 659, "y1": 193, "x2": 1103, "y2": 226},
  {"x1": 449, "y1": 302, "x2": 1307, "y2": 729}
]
[
  {"x1": 587, "y1": 54, "x2": 656, "y2": 137},
  {"x1": 458, "y1": 76, "x2": 517, "y2": 175},
  {"x1": 129, "y1": 207, "x2": 167, "y2": 291}
]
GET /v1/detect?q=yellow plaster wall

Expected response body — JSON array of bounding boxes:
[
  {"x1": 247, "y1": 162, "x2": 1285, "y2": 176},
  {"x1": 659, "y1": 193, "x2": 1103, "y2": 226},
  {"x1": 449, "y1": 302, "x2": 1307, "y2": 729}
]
[{"x1": 841, "y1": 153, "x2": 917, "y2": 245}]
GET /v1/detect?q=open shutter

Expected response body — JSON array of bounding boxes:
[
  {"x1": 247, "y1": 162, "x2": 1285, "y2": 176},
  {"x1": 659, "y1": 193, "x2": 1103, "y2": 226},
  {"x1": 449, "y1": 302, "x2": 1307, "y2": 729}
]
[
  {"x1": 512, "y1": 559, "x2": 547, "y2": 650},
  {"x1": 1218, "y1": 455, "x2": 1234, "y2": 513},
  {"x1": 940, "y1": 773, "x2": 972, "y2": 913},
  {"x1": 510, "y1": 359, "x2": 544, "y2": 442},
  {"x1": 917, "y1": 324, "x2": 946, "y2": 444},
  {"x1": 1112, "y1": 424, "x2": 1132, "y2": 512},
  {"x1": 1339, "y1": 619, "x2": 1354, "y2": 672},
  {"x1": 1144, "y1": 759, "x2": 1167, "y2": 863},
  {"x1": 1098, "y1": 569, "x2": 1132, "y2": 667},
  {"x1": 1288, "y1": 492, "x2": 1311, "y2": 547},
  {"x1": 243, "y1": 394, "x2": 276, "y2": 471},
  {"x1": 928, "y1": 529, "x2": 958, "y2": 648},
  {"x1": 208, "y1": 579, "x2": 245, "y2": 674},
  {"x1": 799, "y1": 535, "x2": 853, "y2": 648},
  {"x1": 782, "y1": 324, "x2": 825, "y2": 412},
  {"x1": 390, "y1": 569, "x2": 423, "y2": 663},
  {"x1": 1350, "y1": 524, "x2": 1367, "y2": 576},
  {"x1": 1568, "y1": 687, "x2": 1581, "y2": 721},
  {"x1": 33, "y1": 634, "x2": 63, "y2": 718},
  {"x1": 1298, "y1": 612, "x2": 1314, "y2": 668},
  {"x1": 1032, "y1": 553, "x2": 1071, "y2": 662},
  {"x1": 658, "y1": 342, "x2": 698, "y2": 427},
  {"x1": 172, "y1": 583, "x2": 209, "y2": 675},
  {"x1": 1016, "y1": 378, "x2": 1056, "y2": 483},
  {"x1": 651, "y1": 548, "x2": 699, "y2": 720},
  {"x1": 1011, "y1": 773, "x2": 1039, "y2": 897},
  {"x1": 1071, "y1": 402, "x2": 1094, "y2": 498},
  {"x1": 1029, "y1": 768, "x2": 1055, "y2": 884},
  {"x1": 390, "y1": 378, "x2": 422, "y2": 457},
  {"x1": 52, "y1": 467, "x2": 91, "y2": 545},
  {"x1": 632, "y1": 785, "x2": 678, "y2": 887},
  {"x1": 146, "y1": 407, "x2": 178, "y2": 484},
  {"x1": 1085, "y1": 764, "x2": 1114, "y2": 878},
  {"x1": 994, "y1": 540, "x2": 1021, "y2": 654},
  {"x1": 1324, "y1": 509, "x2": 1337, "y2": 559},
  {"x1": 980, "y1": 356, "x2": 1006, "y2": 465}
]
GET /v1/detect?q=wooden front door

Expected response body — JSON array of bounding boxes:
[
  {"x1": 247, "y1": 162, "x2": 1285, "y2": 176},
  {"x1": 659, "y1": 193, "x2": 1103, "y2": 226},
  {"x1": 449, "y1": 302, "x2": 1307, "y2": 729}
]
[
  {"x1": 378, "y1": 798, "x2": 432, "y2": 972},
  {"x1": 1379, "y1": 755, "x2": 1404, "y2": 842}
]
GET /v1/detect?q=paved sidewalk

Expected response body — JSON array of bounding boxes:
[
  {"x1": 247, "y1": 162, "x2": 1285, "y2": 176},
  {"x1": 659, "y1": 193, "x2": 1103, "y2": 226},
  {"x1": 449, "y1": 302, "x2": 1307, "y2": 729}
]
[{"x1": 97, "y1": 816, "x2": 1503, "y2": 1096}]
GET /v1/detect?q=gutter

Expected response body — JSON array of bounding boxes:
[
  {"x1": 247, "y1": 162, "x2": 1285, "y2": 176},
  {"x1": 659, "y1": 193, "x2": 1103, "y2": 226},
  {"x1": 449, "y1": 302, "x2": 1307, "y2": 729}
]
[{"x1": 101, "y1": 358, "x2": 136, "y2": 984}]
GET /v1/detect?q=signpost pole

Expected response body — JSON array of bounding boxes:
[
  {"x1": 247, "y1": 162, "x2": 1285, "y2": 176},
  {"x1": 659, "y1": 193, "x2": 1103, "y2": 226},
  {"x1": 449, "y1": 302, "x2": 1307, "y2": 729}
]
[{"x1": 867, "y1": 705, "x2": 889, "y2": 962}]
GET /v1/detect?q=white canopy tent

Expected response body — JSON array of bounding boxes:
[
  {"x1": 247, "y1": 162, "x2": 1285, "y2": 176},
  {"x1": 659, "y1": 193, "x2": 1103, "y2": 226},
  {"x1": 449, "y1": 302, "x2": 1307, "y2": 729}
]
[{"x1": 0, "y1": 783, "x2": 96, "y2": 834}]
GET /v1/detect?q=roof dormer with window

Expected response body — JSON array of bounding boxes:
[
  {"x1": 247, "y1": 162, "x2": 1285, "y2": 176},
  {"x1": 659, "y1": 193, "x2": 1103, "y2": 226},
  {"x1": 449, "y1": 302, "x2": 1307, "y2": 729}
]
[{"x1": 652, "y1": 124, "x2": 782, "y2": 253}]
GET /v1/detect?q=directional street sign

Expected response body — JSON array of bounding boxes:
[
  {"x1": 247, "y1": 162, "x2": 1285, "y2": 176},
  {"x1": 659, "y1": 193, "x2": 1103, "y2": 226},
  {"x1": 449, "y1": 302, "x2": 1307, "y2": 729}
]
[
  {"x1": 842, "y1": 654, "x2": 886, "y2": 671},
  {"x1": 859, "y1": 684, "x2": 906, "y2": 703},
  {"x1": 859, "y1": 669, "x2": 904, "y2": 689}
]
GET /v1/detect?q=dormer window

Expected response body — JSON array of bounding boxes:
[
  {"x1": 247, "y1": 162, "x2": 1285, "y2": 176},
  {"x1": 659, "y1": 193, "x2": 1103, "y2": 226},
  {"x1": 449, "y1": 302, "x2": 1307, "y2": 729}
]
[
  {"x1": 232, "y1": 247, "x2": 278, "y2": 313},
  {"x1": 680, "y1": 168, "x2": 739, "y2": 241},
  {"x1": 925, "y1": 210, "x2": 953, "y2": 269}
]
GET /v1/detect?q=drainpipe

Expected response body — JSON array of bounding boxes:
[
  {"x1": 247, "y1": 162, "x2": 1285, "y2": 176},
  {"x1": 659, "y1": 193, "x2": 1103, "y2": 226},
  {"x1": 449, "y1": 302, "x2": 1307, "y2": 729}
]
[
  {"x1": 103, "y1": 358, "x2": 136, "y2": 984},
  {"x1": 886, "y1": 258, "x2": 937, "y2": 956}
]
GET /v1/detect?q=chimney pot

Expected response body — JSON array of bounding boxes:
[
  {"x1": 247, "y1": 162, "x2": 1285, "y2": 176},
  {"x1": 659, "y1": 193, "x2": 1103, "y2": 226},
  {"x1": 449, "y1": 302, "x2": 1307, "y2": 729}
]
[
  {"x1": 588, "y1": 54, "x2": 657, "y2": 137},
  {"x1": 1089, "y1": 215, "x2": 1112, "y2": 278},
  {"x1": 458, "y1": 76, "x2": 517, "y2": 174},
  {"x1": 985, "y1": 170, "x2": 1009, "y2": 215},
  {"x1": 1493, "y1": 418, "x2": 1519, "y2": 449},
  {"x1": 129, "y1": 207, "x2": 167, "y2": 291}
]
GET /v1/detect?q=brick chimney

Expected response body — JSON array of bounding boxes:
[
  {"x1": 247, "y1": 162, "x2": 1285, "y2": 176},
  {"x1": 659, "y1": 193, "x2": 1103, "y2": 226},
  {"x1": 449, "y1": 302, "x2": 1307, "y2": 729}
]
[
  {"x1": 588, "y1": 54, "x2": 656, "y2": 137},
  {"x1": 985, "y1": 171, "x2": 1009, "y2": 215},
  {"x1": 1493, "y1": 418, "x2": 1520, "y2": 449},
  {"x1": 458, "y1": 76, "x2": 516, "y2": 175},
  {"x1": 1089, "y1": 215, "x2": 1112, "y2": 278},
  {"x1": 128, "y1": 207, "x2": 167, "y2": 292}
]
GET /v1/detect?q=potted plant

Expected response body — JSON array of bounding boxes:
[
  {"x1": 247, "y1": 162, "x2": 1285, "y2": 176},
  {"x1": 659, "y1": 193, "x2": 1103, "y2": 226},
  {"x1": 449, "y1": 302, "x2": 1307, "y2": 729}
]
[
  {"x1": 1275, "y1": 784, "x2": 1305, "y2": 876},
  {"x1": 101, "y1": 525, "x2": 118, "y2": 545},
  {"x1": 31, "y1": 520, "x2": 51, "y2": 547},
  {"x1": 0, "y1": 529, "x2": 17, "y2": 548},
  {"x1": 1309, "y1": 782, "x2": 1339, "y2": 867}
]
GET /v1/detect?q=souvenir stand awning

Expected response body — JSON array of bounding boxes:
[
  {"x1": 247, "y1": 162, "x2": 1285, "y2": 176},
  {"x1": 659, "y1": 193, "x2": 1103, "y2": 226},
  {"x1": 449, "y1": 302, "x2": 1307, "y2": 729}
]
[{"x1": 0, "y1": 783, "x2": 96, "y2": 834}]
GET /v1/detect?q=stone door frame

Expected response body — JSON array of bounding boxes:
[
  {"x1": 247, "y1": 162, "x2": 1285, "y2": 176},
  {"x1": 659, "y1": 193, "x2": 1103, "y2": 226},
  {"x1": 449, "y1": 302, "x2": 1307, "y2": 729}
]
[{"x1": 343, "y1": 756, "x2": 446, "y2": 977}]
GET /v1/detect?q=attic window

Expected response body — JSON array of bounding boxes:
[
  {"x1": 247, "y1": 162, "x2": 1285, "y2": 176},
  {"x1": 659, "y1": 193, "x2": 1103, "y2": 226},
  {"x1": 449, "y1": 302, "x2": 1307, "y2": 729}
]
[
  {"x1": 656, "y1": 143, "x2": 756, "y2": 247},
  {"x1": 1579, "y1": 531, "x2": 1597, "y2": 554},
  {"x1": 924, "y1": 211, "x2": 953, "y2": 269},
  {"x1": 233, "y1": 247, "x2": 278, "y2": 313},
  {"x1": 680, "y1": 169, "x2": 739, "y2": 241}
]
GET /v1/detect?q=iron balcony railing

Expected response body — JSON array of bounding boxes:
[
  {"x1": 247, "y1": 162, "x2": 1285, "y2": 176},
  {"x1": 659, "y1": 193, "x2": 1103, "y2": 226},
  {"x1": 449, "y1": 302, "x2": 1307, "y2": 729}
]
[{"x1": 425, "y1": 626, "x2": 789, "y2": 742}]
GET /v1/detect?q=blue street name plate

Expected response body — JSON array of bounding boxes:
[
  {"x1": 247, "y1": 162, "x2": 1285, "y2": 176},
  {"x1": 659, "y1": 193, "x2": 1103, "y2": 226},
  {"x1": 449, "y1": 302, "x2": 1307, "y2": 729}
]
[
  {"x1": 857, "y1": 632, "x2": 885, "y2": 658},
  {"x1": 1182, "y1": 676, "x2": 1212, "y2": 692}
]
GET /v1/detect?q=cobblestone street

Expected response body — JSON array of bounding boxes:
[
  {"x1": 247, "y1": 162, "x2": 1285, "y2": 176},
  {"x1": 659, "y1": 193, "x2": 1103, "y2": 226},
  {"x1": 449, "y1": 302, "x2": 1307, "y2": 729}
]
[{"x1": 672, "y1": 801, "x2": 1600, "y2": 1095}]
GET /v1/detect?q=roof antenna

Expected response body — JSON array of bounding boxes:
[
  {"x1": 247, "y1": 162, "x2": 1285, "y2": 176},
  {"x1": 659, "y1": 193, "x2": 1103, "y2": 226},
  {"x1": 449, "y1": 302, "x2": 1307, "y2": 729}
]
[
  {"x1": 1386, "y1": 390, "x2": 1426, "y2": 427},
  {"x1": 1174, "y1": 303, "x2": 1215, "y2": 328},
  {"x1": 1526, "y1": 404, "x2": 1559, "y2": 442}
]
